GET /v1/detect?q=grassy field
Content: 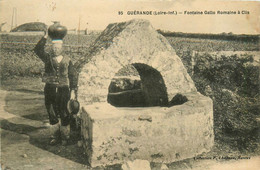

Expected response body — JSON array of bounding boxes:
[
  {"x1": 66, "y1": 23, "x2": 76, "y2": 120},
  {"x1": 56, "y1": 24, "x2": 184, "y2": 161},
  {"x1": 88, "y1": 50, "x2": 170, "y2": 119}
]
[
  {"x1": 166, "y1": 36, "x2": 259, "y2": 55},
  {"x1": 0, "y1": 34, "x2": 98, "y2": 79},
  {"x1": 1, "y1": 33, "x2": 259, "y2": 79}
]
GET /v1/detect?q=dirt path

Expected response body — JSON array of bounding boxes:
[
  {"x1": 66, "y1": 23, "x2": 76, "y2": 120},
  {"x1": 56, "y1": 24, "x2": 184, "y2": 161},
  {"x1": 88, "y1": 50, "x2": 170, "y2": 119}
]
[
  {"x1": 1, "y1": 89, "x2": 259, "y2": 170},
  {"x1": 0, "y1": 90, "x2": 89, "y2": 170}
]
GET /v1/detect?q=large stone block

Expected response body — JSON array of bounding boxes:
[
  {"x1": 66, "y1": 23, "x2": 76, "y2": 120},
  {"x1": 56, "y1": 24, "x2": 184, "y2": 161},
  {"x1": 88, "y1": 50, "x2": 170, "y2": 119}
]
[{"x1": 81, "y1": 92, "x2": 214, "y2": 167}]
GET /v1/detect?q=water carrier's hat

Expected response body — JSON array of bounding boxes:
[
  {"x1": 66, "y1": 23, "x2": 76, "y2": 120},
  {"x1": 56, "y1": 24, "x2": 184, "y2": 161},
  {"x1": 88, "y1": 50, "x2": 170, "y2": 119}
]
[{"x1": 67, "y1": 99, "x2": 80, "y2": 115}]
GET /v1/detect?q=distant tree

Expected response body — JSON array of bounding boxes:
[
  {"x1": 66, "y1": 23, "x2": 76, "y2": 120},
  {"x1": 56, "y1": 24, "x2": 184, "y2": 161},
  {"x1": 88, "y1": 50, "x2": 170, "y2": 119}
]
[{"x1": 11, "y1": 22, "x2": 47, "y2": 32}]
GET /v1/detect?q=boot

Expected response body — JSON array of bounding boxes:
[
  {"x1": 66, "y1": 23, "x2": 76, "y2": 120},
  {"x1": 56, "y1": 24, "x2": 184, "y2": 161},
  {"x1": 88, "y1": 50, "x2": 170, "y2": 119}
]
[
  {"x1": 60, "y1": 125, "x2": 70, "y2": 146},
  {"x1": 49, "y1": 123, "x2": 61, "y2": 145}
]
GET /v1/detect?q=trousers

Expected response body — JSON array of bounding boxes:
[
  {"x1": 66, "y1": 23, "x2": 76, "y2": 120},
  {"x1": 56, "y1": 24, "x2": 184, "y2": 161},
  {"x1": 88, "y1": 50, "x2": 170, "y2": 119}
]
[{"x1": 44, "y1": 83, "x2": 70, "y2": 126}]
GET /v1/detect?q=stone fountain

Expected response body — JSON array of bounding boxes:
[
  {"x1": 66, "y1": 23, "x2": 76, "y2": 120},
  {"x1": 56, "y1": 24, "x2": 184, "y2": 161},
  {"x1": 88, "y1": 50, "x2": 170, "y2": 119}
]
[{"x1": 76, "y1": 19, "x2": 214, "y2": 167}]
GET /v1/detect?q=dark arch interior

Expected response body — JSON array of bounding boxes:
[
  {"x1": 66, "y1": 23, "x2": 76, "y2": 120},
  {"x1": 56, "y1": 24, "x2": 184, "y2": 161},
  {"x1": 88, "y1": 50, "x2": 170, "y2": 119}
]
[{"x1": 107, "y1": 63, "x2": 168, "y2": 107}]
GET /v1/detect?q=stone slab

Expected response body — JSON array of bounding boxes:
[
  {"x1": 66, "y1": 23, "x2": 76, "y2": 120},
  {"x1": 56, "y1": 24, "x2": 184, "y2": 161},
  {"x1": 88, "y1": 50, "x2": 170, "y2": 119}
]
[{"x1": 80, "y1": 92, "x2": 214, "y2": 167}]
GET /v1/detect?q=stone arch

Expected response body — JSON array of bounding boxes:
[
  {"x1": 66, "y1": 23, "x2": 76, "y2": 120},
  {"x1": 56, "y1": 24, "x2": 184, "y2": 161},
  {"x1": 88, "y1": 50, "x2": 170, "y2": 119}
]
[{"x1": 77, "y1": 19, "x2": 196, "y2": 105}]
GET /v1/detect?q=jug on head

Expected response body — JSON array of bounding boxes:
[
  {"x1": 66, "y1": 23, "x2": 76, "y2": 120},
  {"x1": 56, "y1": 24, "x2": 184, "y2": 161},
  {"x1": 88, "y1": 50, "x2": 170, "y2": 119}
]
[{"x1": 48, "y1": 21, "x2": 67, "y2": 40}]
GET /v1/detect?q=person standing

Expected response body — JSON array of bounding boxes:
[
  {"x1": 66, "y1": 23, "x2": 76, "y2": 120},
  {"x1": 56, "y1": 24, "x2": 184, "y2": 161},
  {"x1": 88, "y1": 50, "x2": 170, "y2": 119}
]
[{"x1": 34, "y1": 28, "x2": 78, "y2": 145}]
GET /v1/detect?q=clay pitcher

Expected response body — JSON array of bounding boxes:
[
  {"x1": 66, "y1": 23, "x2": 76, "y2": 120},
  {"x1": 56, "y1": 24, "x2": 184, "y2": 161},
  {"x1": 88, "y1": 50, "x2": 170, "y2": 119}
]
[{"x1": 48, "y1": 21, "x2": 67, "y2": 40}]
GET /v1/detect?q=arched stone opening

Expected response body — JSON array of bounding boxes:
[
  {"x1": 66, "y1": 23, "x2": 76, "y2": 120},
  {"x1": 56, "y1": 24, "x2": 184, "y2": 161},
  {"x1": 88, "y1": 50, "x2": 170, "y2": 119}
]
[{"x1": 107, "y1": 63, "x2": 168, "y2": 107}]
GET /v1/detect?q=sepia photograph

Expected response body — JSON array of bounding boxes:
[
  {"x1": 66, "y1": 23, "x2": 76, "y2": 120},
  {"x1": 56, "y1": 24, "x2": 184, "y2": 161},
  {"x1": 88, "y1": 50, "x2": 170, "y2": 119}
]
[{"x1": 0, "y1": 0, "x2": 259, "y2": 169}]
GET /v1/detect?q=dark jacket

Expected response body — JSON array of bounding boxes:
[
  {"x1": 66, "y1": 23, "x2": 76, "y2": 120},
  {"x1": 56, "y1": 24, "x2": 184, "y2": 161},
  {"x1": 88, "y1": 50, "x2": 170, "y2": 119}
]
[{"x1": 34, "y1": 37, "x2": 78, "y2": 89}]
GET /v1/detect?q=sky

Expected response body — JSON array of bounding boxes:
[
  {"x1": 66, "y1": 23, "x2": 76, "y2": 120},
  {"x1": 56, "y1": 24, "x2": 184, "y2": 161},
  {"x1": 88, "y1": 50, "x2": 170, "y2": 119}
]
[{"x1": 0, "y1": 0, "x2": 259, "y2": 34}]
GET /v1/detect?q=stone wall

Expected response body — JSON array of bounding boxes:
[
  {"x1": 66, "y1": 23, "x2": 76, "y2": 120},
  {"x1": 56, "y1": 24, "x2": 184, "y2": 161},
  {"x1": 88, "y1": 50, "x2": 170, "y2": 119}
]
[
  {"x1": 179, "y1": 51, "x2": 259, "y2": 151},
  {"x1": 191, "y1": 51, "x2": 259, "y2": 97}
]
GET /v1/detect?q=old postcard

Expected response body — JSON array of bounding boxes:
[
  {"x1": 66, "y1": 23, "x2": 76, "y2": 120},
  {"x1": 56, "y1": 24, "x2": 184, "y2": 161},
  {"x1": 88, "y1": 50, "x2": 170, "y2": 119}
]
[{"x1": 0, "y1": 0, "x2": 259, "y2": 169}]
